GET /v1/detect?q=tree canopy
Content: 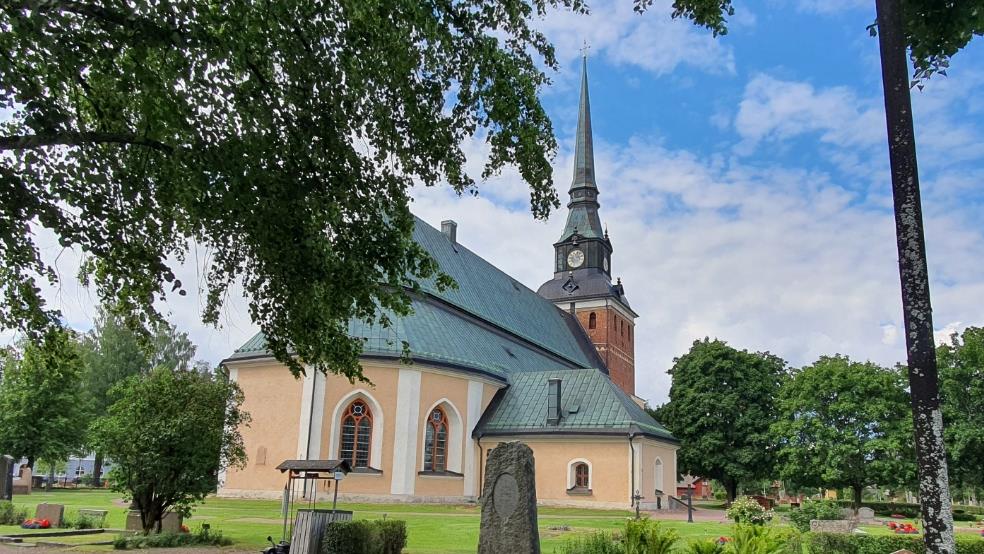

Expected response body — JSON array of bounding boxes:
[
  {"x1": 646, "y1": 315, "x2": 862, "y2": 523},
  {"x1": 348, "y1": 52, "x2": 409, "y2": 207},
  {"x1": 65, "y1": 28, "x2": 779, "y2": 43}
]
[
  {"x1": 654, "y1": 338, "x2": 785, "y2": 503},
  {"x1": 0, "y1": 328, "x2": 89, "y2": 469},
  {"x1": 937, "y1": 327, "x2": 984, "y2": 491},
  {"x1": 0, "y1": 0, "x2": 589, "y2": 381},
  {"x1": 772, "y1": 355, "x2": 915, "y2": 509},
  {"x1": 92, "y1": 367, "x2": 248, "y2": 533}
]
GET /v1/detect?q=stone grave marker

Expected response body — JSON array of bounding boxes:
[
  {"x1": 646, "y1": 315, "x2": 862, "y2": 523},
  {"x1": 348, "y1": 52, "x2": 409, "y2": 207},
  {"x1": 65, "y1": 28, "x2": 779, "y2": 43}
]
[
  {"x1": 810, "y1": 519, "x2": 855, "y2": 533},
  {"x1": 35, "y1": 503, "x2": 64, "y2": 527},
  {"x1": 0, "y1": 455, "x2": 12, "y2": 501},
  {"x1": 479, "y1": 442, "x2": 539, "y2": 554},
  {"x1": 857, "y1": 507, "x2": 876, "y2": 522}
]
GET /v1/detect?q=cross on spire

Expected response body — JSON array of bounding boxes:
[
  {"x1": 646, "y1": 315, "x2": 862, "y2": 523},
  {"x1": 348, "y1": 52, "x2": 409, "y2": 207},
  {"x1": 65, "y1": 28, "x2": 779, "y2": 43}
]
[{"x1": 580, "y1": 40, "x2": 591, "y2": 59}]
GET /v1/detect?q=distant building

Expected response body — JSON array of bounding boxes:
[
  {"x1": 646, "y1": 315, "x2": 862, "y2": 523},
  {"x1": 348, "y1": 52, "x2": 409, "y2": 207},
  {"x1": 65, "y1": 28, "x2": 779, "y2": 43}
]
[{"x1": 677, "y1": 475, "x2": 714, "y2": 499}]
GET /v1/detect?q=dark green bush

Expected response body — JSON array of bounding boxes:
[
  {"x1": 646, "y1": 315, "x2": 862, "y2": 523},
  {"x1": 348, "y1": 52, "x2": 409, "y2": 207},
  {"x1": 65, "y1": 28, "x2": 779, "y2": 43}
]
[
  {"x1": 321, "y1": 520, "x2": 407, "y2": 554},
  {"x1": 806, "y1": 532, "x2": 984, "y2": 554},
  {"x1": 834, "y1": 500, "x2": 920, "y2": 517},
  {"x1": 0, "y1": 500, "x2": 28, "y2": 525},
  {"x1": 112, "y1": 527, "x2": 231, "y2": 550},
  {"x1": 788, "y1": 500, "x2": 843, "y2": 532},
  {"x1": 953, "y1": 511, "x2": 977, "y2": 522}
]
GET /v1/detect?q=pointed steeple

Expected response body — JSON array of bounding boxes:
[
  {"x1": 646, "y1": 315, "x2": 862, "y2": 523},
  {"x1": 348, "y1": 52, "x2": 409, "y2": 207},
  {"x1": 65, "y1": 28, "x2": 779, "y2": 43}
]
[
  {"x1": 572, "y1": 53, "x2": 596, "y2": 191},
  {"x1": 558, "y1": 52, "x2": 603, "y2": 243}
]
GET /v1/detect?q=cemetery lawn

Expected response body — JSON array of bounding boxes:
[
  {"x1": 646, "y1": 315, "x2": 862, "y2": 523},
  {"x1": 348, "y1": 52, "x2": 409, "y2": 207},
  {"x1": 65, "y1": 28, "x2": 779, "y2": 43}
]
[{"x1": 2, "y1": 489, "x2": 738, "y2": 552}]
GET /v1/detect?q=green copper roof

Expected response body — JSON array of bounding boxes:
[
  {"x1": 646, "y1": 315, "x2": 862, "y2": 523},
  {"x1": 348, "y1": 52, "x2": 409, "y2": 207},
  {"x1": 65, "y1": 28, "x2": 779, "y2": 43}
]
[
  {"x1": 572, "y1": 55, "x2": 596, "y2": 192},
  {"x1": 228, "y1": 217, "x2": 606, "y2": 378},
  {"x1": 476, "y1": 368, "x2": 677, "y2": 442}
]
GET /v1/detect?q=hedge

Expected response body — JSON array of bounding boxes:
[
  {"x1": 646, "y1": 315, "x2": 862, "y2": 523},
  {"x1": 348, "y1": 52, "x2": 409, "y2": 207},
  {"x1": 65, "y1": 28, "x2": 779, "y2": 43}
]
[
  {"x1": 806, "y1": 533, "x2": 984, "y2": 554},
  {"x1": 834, "y1": 501, "x2": 984, "y2": 518},
  {"x1": 0, "y1": 501, "x2": 28, "y2": 525},
  {"x1": 321, "y1": 520, "x2": 407, "y2": 554}
]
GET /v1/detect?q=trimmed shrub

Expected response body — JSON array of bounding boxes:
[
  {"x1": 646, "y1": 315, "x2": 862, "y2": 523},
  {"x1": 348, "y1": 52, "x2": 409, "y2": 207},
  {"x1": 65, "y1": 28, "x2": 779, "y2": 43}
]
[
  {"x1": 112, "y1": 527, "x2": 231, "y2": 550},
  {"x1": 727, "y1": 497, "x2": 775, "y2": 525},
  {"x1": 787, "y1": 500, "x2": 844, "y2": 532},
  {"x1": 321, "y1": 520, "x2": 407, "y2": 554},
  {"x1": 834, "y1": 500, "x2": 919, "y2": 518},
  {"x1": 806, "y1": 532, "x2": 984, "y2": 554},
  {"x1": 0, "y1": 501, "x2": 28, "y2": 525}
]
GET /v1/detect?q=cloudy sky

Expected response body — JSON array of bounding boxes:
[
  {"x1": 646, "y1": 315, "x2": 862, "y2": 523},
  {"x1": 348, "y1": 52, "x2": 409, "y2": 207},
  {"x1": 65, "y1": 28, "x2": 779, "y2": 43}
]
[{"x1": 25, "y1": 0, "x2": 984, "y2": 406}]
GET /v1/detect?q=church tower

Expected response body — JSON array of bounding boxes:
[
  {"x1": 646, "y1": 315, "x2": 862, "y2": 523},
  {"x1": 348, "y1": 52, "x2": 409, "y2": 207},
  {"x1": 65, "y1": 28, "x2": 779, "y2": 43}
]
[{"x1": 537, "y1": 54, "x2": 638, "y2": 396}]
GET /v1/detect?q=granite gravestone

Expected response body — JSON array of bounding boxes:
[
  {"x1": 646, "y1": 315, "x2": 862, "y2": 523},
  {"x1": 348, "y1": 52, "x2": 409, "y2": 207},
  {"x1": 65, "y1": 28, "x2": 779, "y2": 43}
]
[
  {"x1": 479, "y1": 442, "x2": 539, "y2": 554},
  {"x1": 35, "y1": 503, "x2": 64, "y2": 528},
  {"x1": 0, "y1": 455, "x2": 13, "y2": 501},
  {"x1": 857, "y1": 507, "x2": 876, "y2": 523}
]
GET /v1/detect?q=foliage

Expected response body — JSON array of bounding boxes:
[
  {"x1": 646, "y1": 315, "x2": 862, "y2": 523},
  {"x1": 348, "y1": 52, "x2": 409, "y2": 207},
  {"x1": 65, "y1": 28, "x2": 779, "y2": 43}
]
[
  {"x1": 0, "y1": 328, "x2": 90, "y2": 468},
  {"x1": 113, "y1": 527, "x2": 231, "y2": 549},
  {"x1": 772, "y1": 356, "x2": 915, "y2": 508},
  {"x1": 787, "y1": 500, "x2": 844, "y2": 533},
  {"x1": 91, "y1": 367, "x2": 248, "y2": 533},
  {"x1": 726, "y1": 497, "x2": 774, "y2": 526},
  {"x1": 654, "y1": 339, "x2": 785, "y2": 503},
  {"x1": 805, "y1": 532, "x2": 984, "y2": 554},
  {"x1": 0, "y1": 500, "x2": 29, "y2": 525},
  {"x1": 832, "y1": 500, "x2": 921, "y2": 518},
  {"x1": 725, "y1": 525, "x2": 787, "y2": 554},
  {"x1": 559, "y1": 531, "x2": 624, "y2": 554},
  {"x1": 624, "y1": 518, "x2": 680, "y2": 554},
  {"x1": 79, "y1": 306, "x2": 197, "y2": 485},
  {"x1": 0, "y1": 0, "x2": 593, "y2": 383},
  {"x1": 937, "y1": 327, "x2": 984, "y2": 490},
  {"x1": 320, "y1": 519, "x2": 407, "y2": 554},
  {"x1": 685, "y1": 539, "x2": 726, "y2": 554}
]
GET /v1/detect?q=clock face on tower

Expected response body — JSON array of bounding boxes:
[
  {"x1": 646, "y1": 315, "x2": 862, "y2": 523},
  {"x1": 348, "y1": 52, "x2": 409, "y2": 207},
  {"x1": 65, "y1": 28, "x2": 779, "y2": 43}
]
[
  {"x1": 603, "y1": 257, "x2": 609, "y2": 272},
  {"x1": 567, "y1": 249, "x2": 585, "y2": 268}
]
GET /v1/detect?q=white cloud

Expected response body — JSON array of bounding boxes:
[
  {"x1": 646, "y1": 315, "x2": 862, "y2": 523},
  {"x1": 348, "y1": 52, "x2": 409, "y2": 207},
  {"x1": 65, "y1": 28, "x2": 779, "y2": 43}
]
[{"x1": 538, "y1": 0, "x2": 736, "y2": 78}]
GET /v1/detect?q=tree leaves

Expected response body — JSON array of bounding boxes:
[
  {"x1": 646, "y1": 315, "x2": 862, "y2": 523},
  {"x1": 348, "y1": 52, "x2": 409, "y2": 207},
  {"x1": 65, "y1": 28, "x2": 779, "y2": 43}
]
[{"x1": 1, "y1": 0, "x2": 565, "y2": 381}]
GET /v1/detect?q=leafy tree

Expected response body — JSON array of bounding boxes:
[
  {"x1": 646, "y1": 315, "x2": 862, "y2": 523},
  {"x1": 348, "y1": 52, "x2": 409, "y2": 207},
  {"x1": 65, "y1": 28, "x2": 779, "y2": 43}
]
[
  {"x1": 654, "y1": 338, "x2": 785, "y2": 503},
  {"x1": 91, "y1": 367, "x2": 248, "y2": 533},
  {"x1": 772, "y1": 356, "x2": 915, "y2": 511},
  {"x1": 79, "y1": 307, "x2": 197, "y2": 487},
  {"x1": 936, "y1": 328, "x2": 984, "y2": 492},
  {"x1": 634, "y1": 0, "x2": 982, "y2": 549},
  {"x1": 0, "y1": 328, "x2": 89, "y2": 469},
  {"x1": 0, "y1": 0, "x2": 580, "y2": 382}
]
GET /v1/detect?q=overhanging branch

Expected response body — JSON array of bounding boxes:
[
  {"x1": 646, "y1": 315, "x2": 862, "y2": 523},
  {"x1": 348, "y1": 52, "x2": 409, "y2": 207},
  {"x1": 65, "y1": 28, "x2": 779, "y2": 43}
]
[{"x1": 0, "y1": 132, "x2": 174, "y2": 153}]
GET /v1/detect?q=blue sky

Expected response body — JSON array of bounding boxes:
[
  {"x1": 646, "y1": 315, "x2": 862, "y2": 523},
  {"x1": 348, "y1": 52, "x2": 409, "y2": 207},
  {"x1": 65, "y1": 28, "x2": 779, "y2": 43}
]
[{"x1": 20, "y1": 0, "x2": 984, "y2": 406}]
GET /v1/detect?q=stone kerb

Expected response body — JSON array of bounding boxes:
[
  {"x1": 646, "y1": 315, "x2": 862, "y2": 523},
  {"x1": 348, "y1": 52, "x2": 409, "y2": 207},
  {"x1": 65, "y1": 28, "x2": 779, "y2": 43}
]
[
  {"x1": 479, "y1": 442, "x2": 540, "y2": 554},
  {"x1": 809, "y1": 519, "x2": 856, "y2": 533}
]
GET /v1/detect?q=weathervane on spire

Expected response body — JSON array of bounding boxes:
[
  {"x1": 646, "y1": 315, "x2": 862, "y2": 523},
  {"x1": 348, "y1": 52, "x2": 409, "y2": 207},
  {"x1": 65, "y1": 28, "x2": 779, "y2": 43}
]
[{"x1": 580, "y1": 40, "x2": 590, "y2": 59}]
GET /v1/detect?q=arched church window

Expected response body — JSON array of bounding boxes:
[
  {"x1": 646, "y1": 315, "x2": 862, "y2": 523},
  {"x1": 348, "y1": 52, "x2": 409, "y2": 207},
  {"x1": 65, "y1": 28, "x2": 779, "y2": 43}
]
[
  {"x1": 588, "y1": 312, "x2": 597, "y2": 329},
  {"x1": 574, "y1": 463, "x2": 590, "y2": 488},
  {"x1": 655, "y1": 458, "x2": 664, "y2": 493},
  {"x1": 424, "y1": 407, "x2": 449, "y2": 471},
  {"x1": 340, "y1": 399, "x2": 372, "y2": 468}
]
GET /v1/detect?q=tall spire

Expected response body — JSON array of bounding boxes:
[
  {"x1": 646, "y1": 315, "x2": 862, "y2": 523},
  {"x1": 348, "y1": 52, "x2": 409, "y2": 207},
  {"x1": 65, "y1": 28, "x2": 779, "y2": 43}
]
[{"x1": 572, "y1": 53, "x2": 596, "y2": 191}]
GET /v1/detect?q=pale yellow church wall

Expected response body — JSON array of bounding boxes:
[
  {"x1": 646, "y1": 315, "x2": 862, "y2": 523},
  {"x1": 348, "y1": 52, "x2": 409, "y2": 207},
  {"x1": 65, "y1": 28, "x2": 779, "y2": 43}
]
[
  {"x1": 481, "y1": 437, "x2": 632, "y2": 508},
  {"x1": 224, "y1": 361, "x2": 306, "y2": 492},
  {"x1": 317, "y1": 362, "x2": 402, "y2": 496},
  {"x1": 634, "y1": 438, "x2": 678, "y2": 506},
  {"x1": 413, "y1": 371, "x2": 472, "y2": 497}
]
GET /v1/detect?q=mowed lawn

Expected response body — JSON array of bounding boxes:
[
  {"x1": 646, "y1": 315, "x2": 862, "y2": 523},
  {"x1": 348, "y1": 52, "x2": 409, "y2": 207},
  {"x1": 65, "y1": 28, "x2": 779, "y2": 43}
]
[{"x1": 1, "y1": 489, "x2": 741, "y2": 552}]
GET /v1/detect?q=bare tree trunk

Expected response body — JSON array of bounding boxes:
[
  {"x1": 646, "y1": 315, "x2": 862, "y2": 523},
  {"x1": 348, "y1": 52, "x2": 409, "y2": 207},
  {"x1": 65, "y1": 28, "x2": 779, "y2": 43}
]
[
  {"x1": 873, "y1": 0, "x2": 955, "y2": 551},
  {"x1": 853, "y1": 485, "x2": 863, "y2": 513}
]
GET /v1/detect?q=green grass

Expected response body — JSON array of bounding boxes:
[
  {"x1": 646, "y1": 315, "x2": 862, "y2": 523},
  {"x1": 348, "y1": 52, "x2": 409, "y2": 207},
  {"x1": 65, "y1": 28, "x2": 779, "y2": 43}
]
[{"x1": 1, "y1": 489, "x2": 738, "y2": 552}]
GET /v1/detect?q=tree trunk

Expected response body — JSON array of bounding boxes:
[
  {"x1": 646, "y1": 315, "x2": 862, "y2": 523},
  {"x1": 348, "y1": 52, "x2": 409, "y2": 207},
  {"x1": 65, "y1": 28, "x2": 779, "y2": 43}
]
[
  {"x1": 873, "y1": 0, "x2": 956, "y2": 551},
  {"x1": 853, "y1": 485, "x2": 863, "y2": 513},
  {"x1": 92, "y1": 453, "x2": 103, "y2": 488},
  {"x1": 724, "y1": 478, "x2": 738, "y2": 505},
  {"x1": 46, "y1": 465, "x2": 53, "y2": 492}
]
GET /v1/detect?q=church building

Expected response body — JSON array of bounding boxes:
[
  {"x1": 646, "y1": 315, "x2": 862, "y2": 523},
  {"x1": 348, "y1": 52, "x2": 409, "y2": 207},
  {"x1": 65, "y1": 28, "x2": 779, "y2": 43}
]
[{"x1": 219, "y1": 56, "x2": 678, "y2": 509}]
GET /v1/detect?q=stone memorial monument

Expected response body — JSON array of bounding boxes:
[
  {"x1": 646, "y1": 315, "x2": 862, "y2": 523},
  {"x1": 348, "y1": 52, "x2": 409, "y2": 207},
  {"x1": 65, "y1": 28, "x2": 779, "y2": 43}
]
[
  {"x1": 857, "y1": 507, "x2": 876, "y2": 523},
  {"x1": 35, "y1": 503, "x2": 64, "y2": 528},
  {"x1": 0, "y1": 455, "x2": 13, "y2": 501},
  {"x1": 479, "y1": 442, "x2": 539, "y2": 554}
]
